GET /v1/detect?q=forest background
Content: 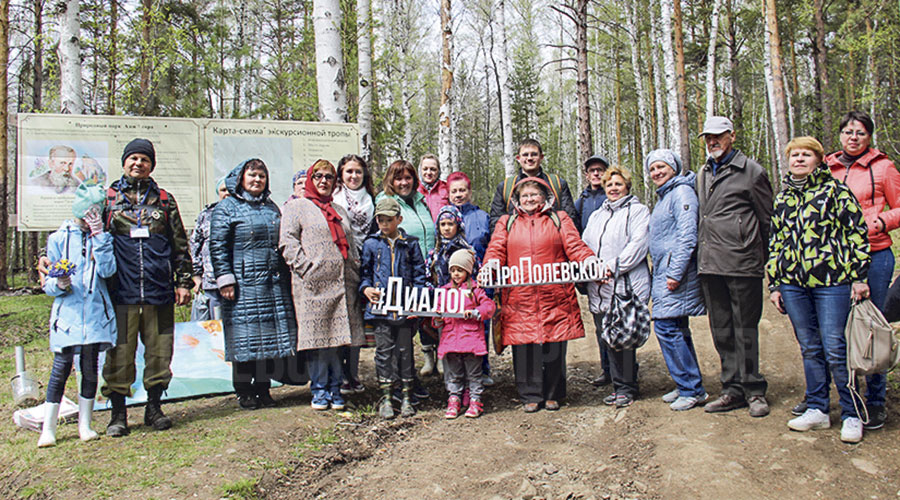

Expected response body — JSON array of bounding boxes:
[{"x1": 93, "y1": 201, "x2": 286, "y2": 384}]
[{"x1": 0, "y1": 0, "x2": 897, "y2": 289}]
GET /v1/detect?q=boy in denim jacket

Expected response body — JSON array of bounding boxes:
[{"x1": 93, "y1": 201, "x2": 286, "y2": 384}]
[{"x1": 360, "y1": 197, "x2": 428, "y2": 419}]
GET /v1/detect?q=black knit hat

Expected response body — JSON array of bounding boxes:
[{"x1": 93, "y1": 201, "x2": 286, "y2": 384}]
[{"x1": 121, "y1": 138, "x2": 156, "y2": 170}]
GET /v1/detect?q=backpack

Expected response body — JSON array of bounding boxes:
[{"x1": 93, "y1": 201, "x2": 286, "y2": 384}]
[
  {"x1": 106, "y1": 185, "x2": 169, "y2": 227},
  {"x1": 501, "y1": 173, "x2": 563, "y2": 212},
  {"x1": 845, "y1": 298, "x2": 900, "y2": 424},
  {"x1": 506, "y1": 210, "x2": 561, "y2": 232}
]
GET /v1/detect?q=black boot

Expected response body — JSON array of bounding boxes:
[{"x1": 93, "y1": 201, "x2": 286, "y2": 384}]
[
  {"x1": 255, "y1": 383, "x2": 276, "y2": 408},
  {"x1": 144, "y1": 386, "x2": 173, "y2": 431},
  {"x1": 106, "y1": 392, "x2": 130, "y2": 437}
]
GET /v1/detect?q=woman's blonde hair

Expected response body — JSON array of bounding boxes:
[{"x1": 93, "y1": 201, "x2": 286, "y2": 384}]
[
  {"x1": 785, "y1": 136, "x2": 825, "y2": 162},
  {"x1": 309, "y1": 158, "x2": 336, "y2": 175},
  {"x1": 601, "y1": 166, "x2": 632, "y2": 191}
]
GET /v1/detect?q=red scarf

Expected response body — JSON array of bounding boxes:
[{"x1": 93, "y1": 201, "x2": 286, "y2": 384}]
[{"x1": 304, "y1": 171, "x2": 350, "y2": 259}]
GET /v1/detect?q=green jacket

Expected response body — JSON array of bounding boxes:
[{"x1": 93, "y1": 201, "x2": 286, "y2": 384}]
[{"x1": 766, "y1": 165, "x2": 870, "y2": 290}]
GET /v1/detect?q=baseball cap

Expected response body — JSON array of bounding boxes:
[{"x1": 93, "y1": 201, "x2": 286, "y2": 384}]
[
  {"x1": 374, "y1": 197, "x2": 401, "y2": 217},
  {"x1": 698, "y1": 116, "x2": 734, "y2": 137}
]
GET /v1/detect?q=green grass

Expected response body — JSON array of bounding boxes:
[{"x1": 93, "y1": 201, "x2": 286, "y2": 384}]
[
  {"x1": 221, "y1": 477, "x2": 259, "y2": 500},
  {"x1": 293, "y1": 427, "x2": 338, "y2": 459}
]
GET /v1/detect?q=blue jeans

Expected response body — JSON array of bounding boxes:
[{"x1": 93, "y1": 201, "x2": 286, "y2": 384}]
[
  {"x1": 781, "y1": 284, "x2": 856, "y2": 420},
  {"x1": 865, "y1": 248, "x2": 893, "y2": 406},
  {"x1": 654, "y1": 317, "x2": 705, "y2": 398},
  {"x1": 307, "y1": 347, "x2": 342, "y2": 402}
]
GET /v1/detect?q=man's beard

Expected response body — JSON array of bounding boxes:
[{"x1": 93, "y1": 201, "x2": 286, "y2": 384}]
[
  {"x1": 707, "y1": 147, "x2": 725, "y2": 160},
  {"x1": 48, "y1": 171, "x2": 72, "y2": 192}
]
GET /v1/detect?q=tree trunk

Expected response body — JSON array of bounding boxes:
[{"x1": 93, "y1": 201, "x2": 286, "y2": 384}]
[
  {"x1": 614, "y1": 49, "x2": 621, "y2": 165},
  {"x1": 726, "y1": 0, "x2": 743, "y2": 132},
  {"x1": 575, "y1": 0, "x2": 592, "y2": 163},
  {"x1": 866, "y1": 16, "x2": 877, "y2": 145},
  {"x1": 313, "y1": 0, "x2": 348, "y2": 122},
  {"x1": 763, "y1": 0, "x2": 789, "y2": 178},
  {"x1": 231, "y1": 0, "x2": 245, "y2": 118},
  {"x1": 32, "y1": 0, "x2": 42, "y2": 111},
  {"x1": 659, "y1": 0, "x2": 681, "y2": 156},
  {"x1": 106, "y1": 0, "x2": 116, "y2": 114},
  {"x1": 438, "y1": 0, "x2": 453, "y2": 176},
  {"x1": 357, "y1": 0, "x2": 373, "y2": 159},
  {"x1": 648, "y1": 25, "x2": 666, "y2": 148},
  {"x1": 704, "y1": 0, "x2": 722, "y2": 121},
  {"x1": 57, "y1": 0, "x2": 83, "y2": 114},
  {"x1": 495, "y1": 0, "x2": 515, "y2": 176},
  {"x1": 813, "y1": 0, "x2": 831, "y2": 149},
  {"x1": 672, "y1": 0, "x2": 690, "y2": 169},
  {"x1": 140, "y1": 0, "x2": 151, "y2": 112},
  {"x1": 0, "y1": 0, "x2": 8, "y2": 289},
  {"x1": 626, "y1": 0, "x2": 649, "y2": 177}
]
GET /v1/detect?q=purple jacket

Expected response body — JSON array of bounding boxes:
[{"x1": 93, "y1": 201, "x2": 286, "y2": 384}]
[{"x1": 434, "y1": 280, "x2": 495, "y2": 359}]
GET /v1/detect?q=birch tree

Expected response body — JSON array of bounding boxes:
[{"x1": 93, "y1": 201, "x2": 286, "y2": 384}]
[
  {"x1": 438, "y1": 0, "x2": 453, "y2": 175},
  {"x1": 812, "y1": 0, "x2": 832, "y2": 149},
  {"x1": 763, "y1": 0, "x2": 789, "y2": 177},
  {"x1": 0, "y1": 0, "x2": 8, "y2": 288},
  {"x1": 658, "y1": 0, "x2": 681, "y2": 156},
  {"x1": 357, "y1": 0, "x2": 373, "y2": 159},
  {"x1": 495, "y1": 0, "x2": 515, "y2": 176},
  {"x1": 672, "y1": 0, "x2": 690, "y2": 168},
  {"x1": 574, "y1": 0, "x2": 592, "y2": 162},
  {"x1": 57, "y1": 0, "x2": 83, "y2": 114},
  {"x1": 626, "y1": 0, "x2": 649, "y2": 181},
  {"x1": 704, "y1": 0, "x2": 723, "y2": 120},
  {"x1": 313, "y1": 0, "x2": 348, "y2": 122}
]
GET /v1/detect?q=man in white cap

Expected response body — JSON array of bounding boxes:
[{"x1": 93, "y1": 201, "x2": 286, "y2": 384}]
[{"x1": 696, "y1": 116, "x2": 774, "y2": 418}]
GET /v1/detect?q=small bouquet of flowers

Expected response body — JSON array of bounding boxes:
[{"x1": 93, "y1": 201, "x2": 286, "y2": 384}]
[{"x1": 48, "y1": 259, "x2": 77, "y2": 278}]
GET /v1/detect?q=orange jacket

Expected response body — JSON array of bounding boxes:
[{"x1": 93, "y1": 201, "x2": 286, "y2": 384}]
[
  {"x1": 484, "y1": 179, "x2": 595, "y2": 346},
  {"x1": 827, "y1": 148, "x2": 900, "y2": 252}
]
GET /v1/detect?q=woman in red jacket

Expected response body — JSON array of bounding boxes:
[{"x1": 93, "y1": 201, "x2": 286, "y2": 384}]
[
  {"x1": 825, "y1": 110, "x2": 899, "y2": 431},
  {"x1": 482, "y1": 178, "x2": 596, "y2": 412}
]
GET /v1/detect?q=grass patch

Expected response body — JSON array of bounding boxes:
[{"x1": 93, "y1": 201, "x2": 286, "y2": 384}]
[
  {"x1": 293, "y1": 428, "x2": 338, "y2": 459},
  {"x1": 221, "y1": 477, "x2": 259, "y2": 500}
]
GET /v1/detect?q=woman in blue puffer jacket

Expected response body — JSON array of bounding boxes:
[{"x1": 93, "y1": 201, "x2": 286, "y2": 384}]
[
  {"x1": 646, "y1": 149, "x2": 707, "y2": 411},
  {"x1": 210, "y1": 159, "x2": 297, "y2": 410}
]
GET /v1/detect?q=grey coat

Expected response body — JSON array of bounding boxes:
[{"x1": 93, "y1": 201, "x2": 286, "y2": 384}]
[
  {"x1": 696, "y1": 150, "x2": 774, "y2": 277},
  {"x1": 649, "y1": 172, "x2": 706, "y2": 319},
  {"x1": 582, "y1": 195, "x2": 651, "y2": 314},
  {"x1": 279, "y1": 197, "x2": 365, "y2": 350}
]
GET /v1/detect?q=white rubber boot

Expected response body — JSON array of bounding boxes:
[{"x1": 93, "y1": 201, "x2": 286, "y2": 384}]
[
  {"x1": 78, "y1": 396, "x2": 99, "y2": 442},
  {"x1": 419, "y1": 347, "x2": 436, "y2": 377},
  {"x1": 38, "y1": 402, "x2": 60, "y2": 448}
]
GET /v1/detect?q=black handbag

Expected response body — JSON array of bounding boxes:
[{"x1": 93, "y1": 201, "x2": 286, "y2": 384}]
[{"x1": 600, "y1": 268, "x2": 651, "y2": 351}]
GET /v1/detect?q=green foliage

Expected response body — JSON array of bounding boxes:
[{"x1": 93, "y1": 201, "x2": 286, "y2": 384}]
[{"x1": 221, "y1": 478, "x2": 259, "y2": 500}]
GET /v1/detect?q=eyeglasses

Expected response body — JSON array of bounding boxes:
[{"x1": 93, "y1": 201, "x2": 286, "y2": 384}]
[
  {"x1": 586, "y1": 167, "x2": 605, "y2": 175},
  {"x1": 519, "y1": 193, "x2": 544, "y2": 200},
  {"x1": 841, "y1": 130, "x2": 868, "y2": 138},
  {"x1": 312, "y1": 173, "x2": 335, "y2": 182}
]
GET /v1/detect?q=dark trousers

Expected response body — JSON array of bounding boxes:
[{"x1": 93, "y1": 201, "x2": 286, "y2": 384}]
[
  {"x1": 700, "y1": 274, "x2": 767, "y2": 398},
  {"x1": 593, "y1": 313, "x2": 638, "y2": 396},
  {"x1": 512, "y1": 342, "x2": 567, "y2": 404},
  {"x1": 232, "y1": 359, "x2": 273, "y2": 396},
  {"x1": 373, "y1": 321, "x2": 415, "y2": 384},
  {"x1": 101, "y1": 304, "x2": 175, "y2": 398},
  {"x1": 339, "y1": 345, "x2": 361, "y2": 384},
  {"x1": 591, "y1": 314, "x2": 611, "y2": 376},
  {"x1": 46, "y1": 344, "x2": 101, "y2": 403}
]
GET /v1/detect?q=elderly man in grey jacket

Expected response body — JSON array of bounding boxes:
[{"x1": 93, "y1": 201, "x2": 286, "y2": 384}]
[{"x1": 696, "y1": 116, "x2": 774, "y2": 418}]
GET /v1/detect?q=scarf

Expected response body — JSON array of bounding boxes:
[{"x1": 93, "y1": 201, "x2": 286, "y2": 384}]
[
  {"x1": 334, "y1": 185, "x2": 374, "y2": 240},
  {"x1": 304, "y1": 171, "x2": 350, "y2": 259}
]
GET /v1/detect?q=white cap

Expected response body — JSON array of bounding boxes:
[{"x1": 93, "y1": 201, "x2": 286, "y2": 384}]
[{"x1": 698, "y1": 116, "x2": 734, "y2": 137}]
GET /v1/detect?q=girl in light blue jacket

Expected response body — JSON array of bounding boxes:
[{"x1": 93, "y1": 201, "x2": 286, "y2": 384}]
[{"x1": 38, "y1": 183, "x2": 117, "y2": 447}]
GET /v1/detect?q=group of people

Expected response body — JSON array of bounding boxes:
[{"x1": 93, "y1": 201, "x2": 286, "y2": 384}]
[{"x1": 35, "y1": 109, "x2": 896, "y2": 448}]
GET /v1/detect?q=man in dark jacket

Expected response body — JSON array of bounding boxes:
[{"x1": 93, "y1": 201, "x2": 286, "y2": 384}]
[
  {"x1": 574, "y1": 154, "x2": 609, "y2": 235},
  {"x1": 696, "y1": 116, "x2": 774, "y2": 418},
  {"x1": 100, "y1": 138, "x2": 193, "y2": 436},
  {"x1": 489, "y1": 138, "x2": 579, "y2": 232}
]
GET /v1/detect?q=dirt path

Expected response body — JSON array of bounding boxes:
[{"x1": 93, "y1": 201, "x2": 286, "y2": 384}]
[{"x1": 266, "y1": 301, "x2": 900, "y2": 500}]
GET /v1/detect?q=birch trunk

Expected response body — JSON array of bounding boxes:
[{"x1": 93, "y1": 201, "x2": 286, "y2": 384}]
[
  {"x1": 813, "y1": 0, "x2": 832, "y2": 149},
  {"x1": 58, "y1": 0, "x2": 83, "y2": 114},
  {"x1": 575, "y1": 0, "x2": 592, "y2": 163},
  {"x1": 357, "y1": 0, "x2": 373, "y2": 159},
  {"x1": 438, "y1": 0, "x2": 453, "y2": 176},
  {"x1": 648, "y1": 23, "x2": 666, "y2": 148},
  {"x1": 726, "y1": 0, "x2": 743, "y2": 131},
  {"x1": 140, "y1": 0, "x2": 151, "y2": 111},
  {"x1": 763, "y1": 0, "x2": 789, "y2": 178},
  {"x1": 672, "y1": 0, "x2": 690, "y2": 168},
  {"x1": 0, "y1": 0, "x2": 7, "y2": 288},
  {"x1": 107, "y1": 0, "x2": 116, "y2": 113},
  {"x1": 32, "y1": 0, "x2": 42, "y2": 111},
  {"x1": 495, "y1": 0, "x2": 515, "y2": 176},
  {"x1": 313, "y1": 0, "x2": 348, "y2": 122},
  {"x1": 866, "y1": 16, "x2": 877, "y2": 144},
  {"x1": 704, "y1": 0, "x2": 722, "y2": 120},
  {"x1": 658, "y1": 0, "x2": 681, "y2": 156},
  {"x1": 626, "y1": 0, "x2": 649, "y2": 179}
]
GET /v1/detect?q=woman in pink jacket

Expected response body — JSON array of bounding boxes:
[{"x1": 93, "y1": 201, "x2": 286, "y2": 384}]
[
  {"x1": 825, "y1": 110, "x2": 899, "y2": 431},
  {"x1": 433, "y1": 249, "x2": 496, "y2": 419}
]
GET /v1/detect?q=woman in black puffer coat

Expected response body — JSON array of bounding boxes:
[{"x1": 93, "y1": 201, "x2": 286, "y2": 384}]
[{"x1": 210, "y1": 159, "x2": 297, "y2": 410}]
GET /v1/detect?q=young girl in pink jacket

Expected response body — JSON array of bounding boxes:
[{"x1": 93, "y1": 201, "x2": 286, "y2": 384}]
[{"x1": 434, "y1": 249, "x2": 496, "y2": 418}]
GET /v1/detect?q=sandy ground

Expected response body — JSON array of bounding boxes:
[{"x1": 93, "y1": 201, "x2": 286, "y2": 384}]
[{"x1": 262, "y1": 299, "x2": 900, "y2": 500}]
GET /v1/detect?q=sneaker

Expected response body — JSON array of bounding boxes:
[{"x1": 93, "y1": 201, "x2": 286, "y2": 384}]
[
  {"x1": 615, "y1": 394, "x2": 634, "y2": 408},
  {"x1": 461, "y1": 389, "x2": 471, "y2": 408},
  {"x1": 311, "y1": 394, "x2": 329, "y2": 411},
  {"x1": 863, "y1": 404, "x2": 886, "y2": 430},
  {"x1": 670, "y1": 393, "x2": 708, "y2": 411},
  {"x1": 331, "y1": 395, "x2": 346, "y2": 411},
  {"x1": 351, "y1": 381, "x2": 366, "y2": 394},
  {"x1": 591, "y1": 373, "x2": 612, "y2": 387},
  {"x1": 704, "y1": 393, "x2": 747, "y2": 413},
  {"x1": 445, "y1": 395, "x2": 462, "y2": 419},
  {"x1": 465, "y1": 400, "x2": 484, "y2": 418},
  {"x1": 841, "y1": 417, "x2": 863, "y2": 443},
  {"x1": 603, "y1": 392, "x2": 618, "y2": 406},
  {"x1": 238, "y1": 394, "x2": 259, "y2": 410},
  {"x1": 413, "y1": 384, "x2": 430, "y2": 400},
  {"x1": 748, "y1": 395, "x2": 770, "y2": 418},
  {"x1": 482, "y1": 375, "x2": 495, "y2": 387},
  {"x1": 523, "y1": 402, "x2": 540, "y2": 413},
  {"x1": 339, "y1": 382, "x2": 355, "y2": 395},
  {"x1": 787, "y1": 408, "x2": 831, "y2": 431},
  {"x1": 661, "y1": 389, "x2": 679, "y2": 404},
  {"x1": 544, "y1": 400, "x2": 560, "y2": 411},
  {"x1": 791, "y1": 396, "x2": 808, "y2": 416}
]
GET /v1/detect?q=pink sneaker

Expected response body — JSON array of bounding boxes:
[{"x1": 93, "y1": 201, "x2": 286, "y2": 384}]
[
  {"x1": 445, "y1": 395, "x2": 462, "y2": 419},
  {"x1": 465, "y1": 400, "x2": 484, "y2": 418},
  {"x1": 461, "y1": 388, "x2": 470, "y2": 407}
]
